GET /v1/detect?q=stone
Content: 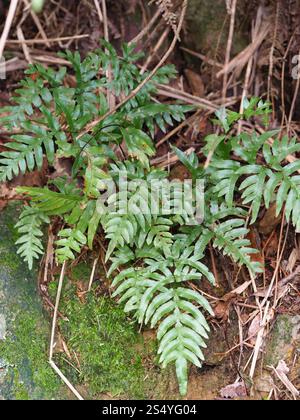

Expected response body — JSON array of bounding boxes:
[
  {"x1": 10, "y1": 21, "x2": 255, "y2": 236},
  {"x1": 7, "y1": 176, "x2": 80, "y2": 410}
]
[
  {"x1": 0, "y1": 314, "x2": 6, "y2": 340},
  {"x1": 0, "y1": 203, "x2": 63, "y2": 400},
  {"x1": 265, "y1": 315, "x2": 300, "y2": 366}
]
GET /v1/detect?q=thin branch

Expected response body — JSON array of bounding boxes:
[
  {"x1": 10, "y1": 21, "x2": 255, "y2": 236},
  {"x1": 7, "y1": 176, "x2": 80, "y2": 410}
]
[
  {"x1": 0, "y1": 0, "x2": 19, "y2": 59},
  {"x1": 222, "y1": 0, "x2": 238, "y2": 101},
  {"x1": 49, "y1": 262, "x2": 84, "y2": 400}
]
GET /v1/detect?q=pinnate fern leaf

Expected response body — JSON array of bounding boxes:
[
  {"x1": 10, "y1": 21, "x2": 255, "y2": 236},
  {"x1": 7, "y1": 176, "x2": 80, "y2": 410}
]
[{"x1": 15, "y1": 206, "x2": 50, "y2": 270}]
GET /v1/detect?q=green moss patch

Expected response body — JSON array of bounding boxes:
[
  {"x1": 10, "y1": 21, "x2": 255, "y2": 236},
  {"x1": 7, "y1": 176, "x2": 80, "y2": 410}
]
[
  {"x1": 0, "y1": 311, "x2": 62, "y2": 400},
  {"x1": 56, "y1": 286, "x2": 176, "y2": 400}
]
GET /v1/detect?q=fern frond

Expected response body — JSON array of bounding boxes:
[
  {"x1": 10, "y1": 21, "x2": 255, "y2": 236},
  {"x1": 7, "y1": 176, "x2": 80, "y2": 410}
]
[
  {"x1": 84, "y1": 153, "x2": 110, "y2": 198},
  {"x1": 104, "y1": 212, "x2": 138, "y2": 261},
  {"x1": 121, "y1": 127, "x2": 155, "y2": 167},
  {"x1": 15, "y1": 206, "x2": 50, "y2": 270},
  {"x1": 0, "y1": 127, "x2": 55, "y2": 181},
  {"x1": 211, "y1": 134, "x2": 300, "y2": 229},
  {"x1": 111, "y1": 267, "x2": 149, "y2": 314},
  {"x1": 56, "y1": 229, "x2": 87, "y2": 263},
  {"x1": 16, "y1": 187, "x2": 82, "y2": 216},
  {"x1": 212, "y1": 219, "x2": 262, "y2": 274},
  {"x1": 111, "y1": 243, "x2": 214, "y2": 396},
  {"x1": 136, "y1": 217, "x2": 173, "y2": 250}
]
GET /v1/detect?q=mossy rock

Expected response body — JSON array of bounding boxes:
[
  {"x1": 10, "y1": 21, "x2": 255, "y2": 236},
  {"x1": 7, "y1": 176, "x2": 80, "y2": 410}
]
[
  {"x1": 185, "y1": 0, "x2": 250, "y2": 61},
  {"x1": 54, "y1": 264, "x2": 178, "y2": 400},
  {"x1": 0, "y1": 203, "x2": 178, "y2": 400},
  {"x1": 265, "y1": 315, "x2": 300, "y2": 366},
  {"x1": 0, "y1": 202, "x2": 63, "y2": 400}
]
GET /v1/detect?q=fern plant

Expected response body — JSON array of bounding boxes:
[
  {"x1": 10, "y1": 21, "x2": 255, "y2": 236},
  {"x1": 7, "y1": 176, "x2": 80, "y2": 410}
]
[
  {"x1": 206, "y1": 98, "x2": 300, "y2": 231},
  {"x1": 1, "y1": 39, "x2": 298, "y2": 395}
]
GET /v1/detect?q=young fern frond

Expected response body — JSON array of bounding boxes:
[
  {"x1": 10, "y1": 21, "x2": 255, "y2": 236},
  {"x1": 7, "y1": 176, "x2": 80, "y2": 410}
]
[
  {"x1": 15, "y1": 206, "x2": 50, "y2": 270},
  {"x1": 211, "y1": 134, "x2": 300, "y2": 229},
  {"x1": 16, "y1": 187, "x2": 82, "y2": 216},
  {"x1": 111, "y1": 243, "x2": 215, "y2": 395},
  {"x1": 56, "y1": 229, "x2": 87, "y2": 263}
]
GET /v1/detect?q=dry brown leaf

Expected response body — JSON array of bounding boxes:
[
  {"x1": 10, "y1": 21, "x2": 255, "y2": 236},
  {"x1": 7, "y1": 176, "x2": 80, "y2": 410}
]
[
  {"x1": 246, "y1": 227, "x2": 264, "y2": 265},
  {"x1": 184, "y1": 69, "x2": 205, "y2": 97},
  {"x1": 271, "y1": 360, "x2": 300, "y2": 400},
  {"x1": 259, "y1": 203, "x2": 282, "y2": 235},
  {"x1": 214, "y1": 293, "x2": 237, "y2": 321},
  {"x1": 248, "y1": 309, "x2": 275, "y2": 345},
  {"x1": 248, "y1": 313, "x2": 261, "y2": 346},
  {"x1": 286, "y1": 249, "x2": 300, "y2": 274},
  {"x1": 220, "y1": 381, "x2": 247, "y2": 399}
]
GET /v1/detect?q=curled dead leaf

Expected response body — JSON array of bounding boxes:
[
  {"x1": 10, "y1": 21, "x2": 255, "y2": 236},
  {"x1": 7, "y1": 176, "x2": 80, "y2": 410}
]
[
  {"x1": 184, "y1": 69, "x2": 205, "y2": 97},
  {"x1": 259, "y1": 203, "x2": 282, "y2": 236},
  {"x1": 220, "y1": 381, "x2": 247, "y2": 399}
]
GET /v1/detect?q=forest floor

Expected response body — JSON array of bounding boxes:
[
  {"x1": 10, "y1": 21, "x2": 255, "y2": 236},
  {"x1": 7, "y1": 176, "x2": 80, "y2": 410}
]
[{"x1": 0, "y1": 0, "x2": 300, "y2": 400}]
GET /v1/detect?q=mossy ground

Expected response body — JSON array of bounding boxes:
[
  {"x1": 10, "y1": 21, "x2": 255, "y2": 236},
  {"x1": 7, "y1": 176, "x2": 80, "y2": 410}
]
[{"x1": 50, "y1": 261, "x2": 177, "y2": 400}]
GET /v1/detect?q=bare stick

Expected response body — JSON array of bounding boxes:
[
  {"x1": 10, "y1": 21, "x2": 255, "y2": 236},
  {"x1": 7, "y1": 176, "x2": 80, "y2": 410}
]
[
  {"x1": 16, "y1": 26, "x2": 32, "y2": 64},
  {"x1": 288, "y1": 49, "x2": 300, "y2": 131},
  {"x1": 49, "y1": 262, "x2": 84, "y2": 400},
  {"x1": 0, "y1": 0, "x2": 19, "y2": 59},
  {"x1": 93, "y1": 0, "x2": 103, "y2": 22},
  {"x1": 249, "y1": 301, "x2": 270, "y2": 379},
  {"x1": 88, "y1": 258, "x2": 99, "y2": 292},
  {"x1": 180, "y1": 46, "x2": 223, "y2": 68},
  {"x1": 101, "y1": 0, "x2": 115, "y2": 110},
  {"x1": 49, "y1": 262, "x2": 66, "y2": 360},
  {"x1": 22, "y1": 0, "x2": 50, "y2": 48},
  {"x1": 6, "y1": 34, "x2": 90, "y2": 44},
  {"x1": 141, "y1": 27, "x2": 170, "y2": 74},
  {"x1": 222, "y1": 0, "x2": 238, "y2": 100},
  {"x1": 129, "y1": 9, "x2": 161, "y2": 46},
  {"x1": 49, "y1": 361, "x2": 84, "y2": 400}
]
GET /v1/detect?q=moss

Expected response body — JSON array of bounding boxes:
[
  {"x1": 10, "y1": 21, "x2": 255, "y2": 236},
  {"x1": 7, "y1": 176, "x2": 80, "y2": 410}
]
[
  {"x1": 0, "y1": 312, "x2": 62, "y2": 400},
  {"x1": 265, "y1": 315, "x2": 294, "y2": 366},
  {"x1": 185, "y1": 0, "x2": 249, "y2": 58},
  {"x1": 48, "y1": 261, "x2": 178, "y2": 399},
  {"x1": 58, "y1": 293, "x2": 150, "y2": 399},
  {"x1": 69, "y1": 262, "x2": 91, "y2": 282},
  {"x1": 12, "y1": 373, "x2": 29, "y2": 401},
  {"x1": 0, "y1": 203, "x2": 177, "y2": 400}
]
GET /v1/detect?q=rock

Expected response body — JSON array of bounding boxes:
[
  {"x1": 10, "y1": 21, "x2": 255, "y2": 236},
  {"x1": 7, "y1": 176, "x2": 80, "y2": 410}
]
[
  {"x1": 0, "y1": 314, "x2": 6, "y2": 340},
  {"x1": 253, "y1": 372, "x2": 274, "y2": 397},
  {"x1": 185, "y1": 0, "x2": 249, "y2": 57},
  {"x1": 265, "y1": 315, "x2": 300, "y2": 366},
  {"x1": 252, "y1": 314, "x2": 300, "y2": 399},
  {"x1": 0, "y1": 203, "x2": 64, "y2": 400}
]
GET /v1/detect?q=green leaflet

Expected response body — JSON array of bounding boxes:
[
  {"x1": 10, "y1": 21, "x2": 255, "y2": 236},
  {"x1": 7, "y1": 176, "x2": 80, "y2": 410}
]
[
  {"x1": 211, "y1": 133, "x2": 300, "y2": 229},
  {"x1": 110, "y1": 243, "x2": 215, "y2": 395},
  {"x1": 15, "y1": 206, "x2": 50, "y2": 270},
  {"x1": 56, "y1": 229, "x2": 87, "y2": 263},
  {"x1": 16, "y1": 187, "x2": 82, "y2": 216}
]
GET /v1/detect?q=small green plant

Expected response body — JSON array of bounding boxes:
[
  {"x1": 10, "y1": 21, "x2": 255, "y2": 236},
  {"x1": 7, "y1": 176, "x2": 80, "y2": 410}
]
[{"x1": 1, "y1": 40, "x2": 298, "y2": 395}]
